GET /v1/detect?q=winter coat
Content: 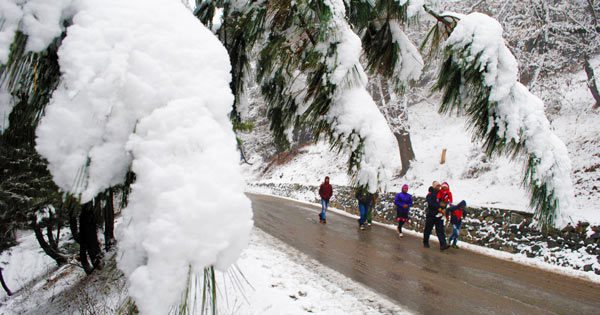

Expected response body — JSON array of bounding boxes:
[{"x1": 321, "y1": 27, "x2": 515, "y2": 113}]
[
  {"x1": 446, "y1": 200, "x2": 467, "y2": 225},
  {"x1": 436, "y1": 188, "x2": 453, "y2": 207},
  {"x1": 394, "y1": 192, "x2": 413, "y2": 213},
  {"x1": 426, "y1": 188, "x2": 441, "y2": 217},
  {"x1": 355, "y1": 188, "x2": 373, "y2": 206},
  {"x1": 319, "y1": 183, "x2": 333, "y2": 200}
]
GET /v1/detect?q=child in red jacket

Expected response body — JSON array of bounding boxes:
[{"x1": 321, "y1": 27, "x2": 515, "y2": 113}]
[{"x1": 435, "y1": 182, "x2": 453, "y2": 217}]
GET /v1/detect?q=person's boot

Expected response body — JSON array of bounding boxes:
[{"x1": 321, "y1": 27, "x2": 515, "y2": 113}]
[
  {"x1": 440, "y1": 244, "x2": 450, "y2": 251},
  {"x1": 423, "y1": 243, "x2": 430, "y2": 248}
]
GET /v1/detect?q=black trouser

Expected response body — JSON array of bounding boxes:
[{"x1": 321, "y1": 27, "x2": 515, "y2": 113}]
[
  {"x1": 397, "y1": 221, "x2": 405, "y2": 233},
  {"x1": 423, "y1": 216, "x2": 447, "y2": 246}
]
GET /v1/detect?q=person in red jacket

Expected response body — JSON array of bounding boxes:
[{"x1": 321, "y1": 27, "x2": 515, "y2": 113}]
[
  {"x1": 436, "y1": 182, "x2": 453, "y2": 218},
  {"x1": 318, "y1": 176, "x2": 333, "y2": 224}
]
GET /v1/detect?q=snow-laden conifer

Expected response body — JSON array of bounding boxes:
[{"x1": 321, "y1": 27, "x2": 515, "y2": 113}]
[
  {"x1": 26, "y1": 0, "x2": 252, "y2": 313},
  {"x1": 432, "y1": 12, "x2": 573, "y2": 226}
]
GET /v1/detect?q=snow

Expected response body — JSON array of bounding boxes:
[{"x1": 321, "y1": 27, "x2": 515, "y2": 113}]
[
  {"x1": 30, "y1": 0, "x2": 252, "y2": 314},
  {"x1": 0, "y1": 231, "x2": 56, "y2": 302},
  {"x1": 320, "y1": 0, "x2": 401, "y2": 193},
  {"x1": 389, "y1": 20, "x2": 424, "y2": 83},
  {"x1": 443, "y1": 12, "x2": 574, "y2": 226},
  {"x1": 0, "y1": 228, "x2": 411, "y2": 315},
  {"x1": 0, "y1": 0, "x2": 75, "y2": 63}
]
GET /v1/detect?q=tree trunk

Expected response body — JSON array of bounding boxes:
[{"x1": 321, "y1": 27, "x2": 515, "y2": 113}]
[
  {"x1": 369, "y1": 78, "x2": 416, "y2": 177},
  {"x1": 0, "y1": 267, "x2": 11, "y2": 296},
  {"x1": 584, "y1": 56, "x2": 600, "y2": 109},
  {"x1": 104, "y1": 188, "x2": 116, "y2": 251},
  {"x1": 395, "y1": 129, "x2": 416, "y2": 176},
  {"x1": 69, "y1": 205, "x2": 79, "y2": 244},
  {"x1": 79, "y1": 200, "x2": 103, "y2": 274},
  {"x1": 31, "y1": 220, "x2": 68, "y2": 266}
]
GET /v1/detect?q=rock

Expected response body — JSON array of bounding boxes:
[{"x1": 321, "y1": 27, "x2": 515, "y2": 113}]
[
  {"x1": 575, "y1": 221, "x2": 590, "y2": 234},
  {"x1": 531, "y1": 244, "x2": 541, "y2": 252},
  {"x1": 561, "y1": 223, "x2": 575, "y2": 234},
  {"x1": 500, "y1": 246, "x2": 517, "y2": 254},
  {"x1": 494, "y1": 217, "x2": 504, "y2": 225},
  {"x1": 547, "y1": 239, "x2": 559, "y2": 248},
  {"x1": 526, "y1": 251, "x2": 535, "y2": 258},
  {"x1": 583, "y1": 264, "x2": 593, "y2": 272},
  {"x1": 591, "y1": 233, "x2": 600, "y2": 241},
  {"x1": 510, "y1": 213, "x2": 524, "y2": 224}
]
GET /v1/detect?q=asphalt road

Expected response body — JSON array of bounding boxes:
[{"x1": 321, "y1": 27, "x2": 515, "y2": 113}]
[{"x1": 248, "y1": 193, "x2": 600, "y2": 315}]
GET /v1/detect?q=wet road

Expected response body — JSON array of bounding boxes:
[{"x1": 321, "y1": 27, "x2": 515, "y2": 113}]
[{"x1": 248, "y1": 193, "x2": 600, "y2": 314}]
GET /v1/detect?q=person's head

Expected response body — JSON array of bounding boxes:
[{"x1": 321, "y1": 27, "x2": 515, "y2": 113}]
[
  {"x1": 402, "y1": 184, "x2": 408, "y2": 193},
  {"x1": 324, "y1": 176, "x2": 329, "y2": 183},
  {"x1": 458, "y1": 200, "x2": 466, "y2": 209},
  {"x1": 432, "y1": 181, "x2": 441, "y2": 190},
  {"x1": 441, "y1": 182, "x2": 449, "y2": 190}
]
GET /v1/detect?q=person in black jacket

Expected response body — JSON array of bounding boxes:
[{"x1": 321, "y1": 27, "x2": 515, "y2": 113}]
[
  {"x1": 355, "y1": 186, "x2": 373, "y2": 230},
  {"x1": 423, "y1": 181, "x2": 450, "y2": 250}
]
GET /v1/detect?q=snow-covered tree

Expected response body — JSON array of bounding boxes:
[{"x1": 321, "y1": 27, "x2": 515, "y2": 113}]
[
  {"x1": 0, "y1": 0, "x2": 577, "y2": 313},
  {"x1": 195, "y1": 0, "x2": 574, "y2": 227}
]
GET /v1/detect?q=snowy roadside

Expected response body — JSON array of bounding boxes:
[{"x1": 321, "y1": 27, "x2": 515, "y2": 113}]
[
  {"x1": 1, "y1": 227, "x2": 411, "y2": 314},
  {"x1": 245, "y1": 186, "x2": 600, "y2": 285}
]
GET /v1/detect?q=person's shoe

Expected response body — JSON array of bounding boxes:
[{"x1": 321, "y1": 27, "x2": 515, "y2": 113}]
[
  {"x1": 322, "y1": 219, "x2": 326, "y2": 224},
  {"x1": 399, "y1": 233, "x2": 404, "y2": 238},
  {"x1": 423, "y1": 243, "x2": 430, "y2": 248},
  {"x1": 452, "y1": 244, "x2": 459, "y2": 249},
  {"x1": 360, "y1": 225, "x2": 366, "y2": 230},
  {"x1": 440, "y1": 244, "x2": 450, "y2": 251}
]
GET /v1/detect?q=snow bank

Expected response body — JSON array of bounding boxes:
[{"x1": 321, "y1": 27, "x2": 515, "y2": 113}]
[
  {"x1": 445, "y1": 12, "x2": 574, "y2": 226},
  {"x1": 34, "y1": 0, "x2": 252, "y2": 314}
]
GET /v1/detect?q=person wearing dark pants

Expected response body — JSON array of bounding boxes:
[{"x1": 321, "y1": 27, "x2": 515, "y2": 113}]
[
  {"x1": 355, "y1": 186, "x2": 373, "y2": 230},
  {"x1": 394, "y1": 184, "x2": 413, "y2": 238},
  {"x1": 423, "y1": 181, "x2": 450, "y2": 250}
]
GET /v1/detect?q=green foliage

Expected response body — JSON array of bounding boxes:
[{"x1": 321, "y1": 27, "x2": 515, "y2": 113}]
[
  {"x1": 0, "y1": 138, "x2": 65, "y2": 251},
  {"x1": 0, "y1": 31, "x2": 63, "y2": 146},
  {"x1": 432, "y1": 34, "x2": 557, "y2": 227}
]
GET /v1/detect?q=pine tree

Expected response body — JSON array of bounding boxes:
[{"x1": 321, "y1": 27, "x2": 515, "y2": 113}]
[
  {"x1": 194, "y1": 0, "x2": 573, "y2": 227},
  {"x1": 0, "y1": 0, "x2": 578, "y2": 313}
]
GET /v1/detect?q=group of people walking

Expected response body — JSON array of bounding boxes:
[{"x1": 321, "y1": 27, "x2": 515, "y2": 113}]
[{"x1": 318, "y1": 177, "x2": 467, "y2": 250}]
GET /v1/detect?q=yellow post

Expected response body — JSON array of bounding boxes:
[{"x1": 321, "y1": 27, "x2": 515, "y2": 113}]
[{"x1": 441, "y1": 149, "x2": 447, "y2": 164}]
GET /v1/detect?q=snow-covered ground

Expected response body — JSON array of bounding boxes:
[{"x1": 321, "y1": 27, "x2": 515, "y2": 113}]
[
  {"x1": 0, "y1": 228, "x2": 410, "y2": 314},
  {"x1": 241, "y1": 56, "x2": 600, "y2": 227}
]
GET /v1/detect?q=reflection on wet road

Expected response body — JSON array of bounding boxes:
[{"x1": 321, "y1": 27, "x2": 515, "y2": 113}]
[{"x1": 248, "y1": 193, "x2": 600, "y2": 314}]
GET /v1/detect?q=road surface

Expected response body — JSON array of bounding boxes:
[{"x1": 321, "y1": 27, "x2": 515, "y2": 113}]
[{"x1": 248, "y1": 193, "x2": 600, "y2": 314}]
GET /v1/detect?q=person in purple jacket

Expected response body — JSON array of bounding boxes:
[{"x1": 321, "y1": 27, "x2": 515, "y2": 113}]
[{"x1": 394, "y1": 184, "x2": 413, "y2": 238}]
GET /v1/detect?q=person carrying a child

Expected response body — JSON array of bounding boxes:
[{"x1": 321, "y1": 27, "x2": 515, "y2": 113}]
[
  {"x1": 423, "y1": 181, "x2": 450, "y2": 250},
  {"x1": 394, "y1": 184, "x2": 413, "y2": 238},
  {"x1": 446, "y1": 200, "x2": 467, "y2": 248},
  {"x1": 436, "y1": 182, "x2": 453, "y2": 218}
]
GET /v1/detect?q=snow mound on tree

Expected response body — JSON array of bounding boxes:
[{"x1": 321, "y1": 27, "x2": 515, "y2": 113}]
[{"x1": 34, "y1": 0, "x2": 252, "y2": 314}]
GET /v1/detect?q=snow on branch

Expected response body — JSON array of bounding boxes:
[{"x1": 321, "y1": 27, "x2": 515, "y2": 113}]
[
  {"x1": 321, "y1": 0, "x2": 398, "y2": 192},
  {"x1": 34, "y1": 0, "x2": 252, "y2": 313},
  {"x1": 437, "y1": 12, "x2": 573, "y2": 227}
]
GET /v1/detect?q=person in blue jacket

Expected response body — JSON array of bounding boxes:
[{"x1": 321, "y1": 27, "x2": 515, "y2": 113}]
[
  {"x1": 446, "y1": 200, "x2": 467, "y2": 248},
  {"x1": 394, "y1": 184, "x2": 413, "y2": 238}
]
